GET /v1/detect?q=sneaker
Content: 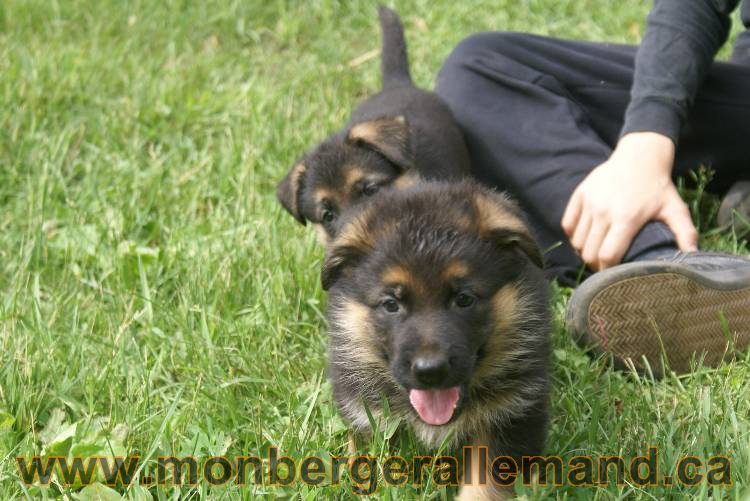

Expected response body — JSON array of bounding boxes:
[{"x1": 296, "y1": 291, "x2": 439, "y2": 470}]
[
  {"x1": 717, "y1": 180, "x2": 750, "y2": 237},
  {"x1": 565, "y1": 252, "x2": 750, "y2": 376}
]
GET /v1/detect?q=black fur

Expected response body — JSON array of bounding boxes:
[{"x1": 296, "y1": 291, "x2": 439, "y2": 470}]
[
  {"x1": 323, "y1": 181, "x2": 551, "y2": 491},
  {"x1": 277, "y1": 6, "x2": 470, "y2": 241},
  {"x1": 378, "y1": 5, "x2": 411, "y2": 89}
]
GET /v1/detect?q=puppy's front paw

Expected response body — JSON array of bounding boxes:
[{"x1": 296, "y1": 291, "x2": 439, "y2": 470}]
[
  {"x1": 457, "y1": 483, "x2": 511, "y2": 501},
  {"x1": 347, "y1": 430, "x2": 358, "y2": 456}
]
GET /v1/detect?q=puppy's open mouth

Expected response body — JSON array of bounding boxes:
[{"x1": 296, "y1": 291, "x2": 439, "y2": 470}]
[{"x1": 409, "y1": 387, "x2": 460, "y2": 426}]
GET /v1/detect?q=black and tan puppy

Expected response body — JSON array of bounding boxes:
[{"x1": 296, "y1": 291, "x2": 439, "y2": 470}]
[
  {"x1": 277, "y1": 6, "x2": 470, "y2": 243},
  {"x1": 322, "y1": 180, "x2": 550, "y2": 499}
]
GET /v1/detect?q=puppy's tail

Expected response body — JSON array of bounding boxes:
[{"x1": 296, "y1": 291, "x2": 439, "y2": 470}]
[{"x1": 378, "y1": 5, "x2": 412, "y2": 89}]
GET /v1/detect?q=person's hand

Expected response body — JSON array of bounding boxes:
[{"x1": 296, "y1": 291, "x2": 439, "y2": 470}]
[{"x1": 561, "y1": 131, "x2": 698, "y2": 271}]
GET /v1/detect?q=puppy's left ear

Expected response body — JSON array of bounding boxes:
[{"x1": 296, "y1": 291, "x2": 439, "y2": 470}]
[
  {"x1": 321, "y1": 245, "x2": 361, "y2": 290},
  {"x1": 474, "y1": 191, "x2": 545, "y2": 268},
  {"x1": 487, "y1": 227, "x2": 544, "y2": 269},
  {"x1": 321, "y1": 217, "x2": 374, "y2": 290},
  {"x1": 276, "y1": 162, "x2": 307, "y2": 225},
  {"x1": 347, "y1": 115, "x2": 412, "y2": 169}
]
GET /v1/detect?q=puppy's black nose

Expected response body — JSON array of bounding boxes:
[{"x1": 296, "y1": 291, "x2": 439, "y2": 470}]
[{"x1": 412, "y1": 355, "x2": 449, "y2": 386}]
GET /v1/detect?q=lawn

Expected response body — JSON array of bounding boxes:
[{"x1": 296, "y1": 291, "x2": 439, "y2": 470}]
[{"x1": 1, "y1": 0, "x2": 748, "y2": 499}]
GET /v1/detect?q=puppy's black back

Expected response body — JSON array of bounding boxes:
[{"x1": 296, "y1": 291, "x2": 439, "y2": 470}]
[{"x1": 350, "y1": 7, "x2": 470, "y2": 181}]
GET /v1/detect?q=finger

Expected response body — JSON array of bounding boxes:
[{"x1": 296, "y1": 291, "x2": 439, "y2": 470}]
[
  {"x1": 660, "y1": 195, "x2": 698, "y2": 252},
  {"x1": 561, "y1": 190, "x2": 583, "y2": 238},
  {"x1": 598, "y1": 222, "x2": 642, "y2": 269},
  {"x1": 581, "y1": 219, "x2": 610, "y2": 271},
  {"x1": 570, "y1": 211, "x2": 592, "y2": 254}
]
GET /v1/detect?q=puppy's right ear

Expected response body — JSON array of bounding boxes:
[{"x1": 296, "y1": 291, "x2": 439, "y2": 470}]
[
  {"x1": 276, "y1": 163, "x2": 307, "y2": 225},
  {"x1": 321, "y1": 217, "x2": 374, "y2": 290},
  {"x1": 347, "y1": 116, "x2": 412, "y2": 169}
]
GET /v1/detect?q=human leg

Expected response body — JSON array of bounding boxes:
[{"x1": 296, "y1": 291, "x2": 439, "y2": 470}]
[
  {"x1": 436, "y1": 31, "x2": 750, "y2": 285},
  {"x1": 436, "y1": 31, "x2": 750, "y2": 373}
]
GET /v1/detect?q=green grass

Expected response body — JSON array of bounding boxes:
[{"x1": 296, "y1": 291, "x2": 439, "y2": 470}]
[{"x1": 1, "y1": 0, "x2": 748, "y2": 499}]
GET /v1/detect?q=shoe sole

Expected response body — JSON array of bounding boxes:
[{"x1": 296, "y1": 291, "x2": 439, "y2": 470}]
[{"x1": 566, "y1": 261, "x2": 750, "y2": 376}]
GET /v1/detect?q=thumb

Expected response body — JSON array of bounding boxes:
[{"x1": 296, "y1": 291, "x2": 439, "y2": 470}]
[{"x1": 659, "y1": 191, "x2": 698, "y2": 252}]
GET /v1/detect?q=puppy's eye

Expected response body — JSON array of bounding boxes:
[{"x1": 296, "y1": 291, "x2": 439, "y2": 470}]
[
  {"x1": 454, "y1": 292, "x2": 476, "y2": 308},
  {"x1": 381, "y1": 298, "x2": 400, "y2": 313},
  {"x1": 321, "y1": 210, "x2": 336, "y2": 223},
  {"x1": 362, "y1": 184, "x2": 380, "y2": 197}
]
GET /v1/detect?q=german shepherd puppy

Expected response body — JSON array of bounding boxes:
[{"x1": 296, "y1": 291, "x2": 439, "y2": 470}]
[
  {"x1": 322, "y1": 180, "x2": 550, "y2": 499},
  {"x1": 277, "y1": 6, "x2": 470, "y2": 243}
]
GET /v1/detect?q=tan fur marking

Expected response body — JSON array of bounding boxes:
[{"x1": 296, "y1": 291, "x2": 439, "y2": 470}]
[
  {"x1": 381, "y1": 265, "x2": 411, "y2": 286},
  {"x1": 313, "y1": 223, "x2": 329, "y2": 245},
  {"x1": 348, "y1": 116, "x2": 411, "y2": 168},
  {"x1": 333, "y1": 217, "x2": 398, "y2": 253},
  {"x1": 456, "y1": 433, "x2": 509, "y2": 501},
  {"x1": 474, "y1": 192, "x2": 527, "y2": 237},
  {"x1": 349, "y1": 115, "x2": 406, "y2": 145},
  {"x1": 470, "y1": 284, "x2": 524, "y2": 383},
  {"x1": 456, "y1": 214, "x2": 473, "y2": 230},
  {"x1": 442, "y1": 260, "x2": 470, "y2": 281},
  {"x1": 349, "y1": 121, "x2": 380, "y2": 145},
  {"x1": 457, "y1": 433, "x2": 511, "y2": 500},
  {"x1": 393, "y1": 171, "x2": 419, "y2": 190},
  {"x1": 473, "y1": 191, "x2": 544, "y2": 266},
  {"x1": 381, "y1": 265, "x2": 426, "y2": 296},
  {"x1": 347, "y1": 430, "x2": 358, "y2": 455},
  {"x1": 314, "y1": 187, "x2": 333, "y2": 205},
  {"x1": 458, "y1": 479, "x2": 511, "y2": 500},
  {"x1": 334, "y1": 299, "x2": 382, "y2": 365},
  {"x1": 340, "y1": 299, "x2": 371, "y2": 340},
  {"x1": 491, "y1": 284, "x2": 521, "y2": 332},
  {"x1": 372, "y1": 220, "x2": 399, "y2": 242},
  {"x1": 457, "y1": 483, "x2": 508, "y2": 501},
  {"x1": 344, "y1": 165, "x2": 365, "y2": 191},
  {"x1": 282, "y1": 163, "x2": 306, "y2": 217},
  {"x1": 334, "y1": 209, "x2": 375, "y2": 251}
]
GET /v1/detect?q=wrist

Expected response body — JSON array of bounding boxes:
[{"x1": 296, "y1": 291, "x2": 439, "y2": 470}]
[{"x1": 613, "y1": 132, "x2": 675, "y2": 175}]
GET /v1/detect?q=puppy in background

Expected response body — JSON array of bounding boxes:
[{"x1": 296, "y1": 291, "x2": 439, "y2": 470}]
[
  {"x1": 322, "y1": 180, "x2": 551, "y2": 499},
  {"x1": 277, "y1": 6, "x2": 470, "y2": 243}
]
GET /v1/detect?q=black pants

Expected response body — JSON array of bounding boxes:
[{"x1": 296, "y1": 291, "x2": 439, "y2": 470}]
[{"x1": 436, "y1": 32, "x2": 750, "y2": 286}]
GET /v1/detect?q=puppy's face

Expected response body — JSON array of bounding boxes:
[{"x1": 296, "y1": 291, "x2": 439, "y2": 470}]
[
  {"x1": 323, "y1": 182, "x2": 546, "y2": 428},
  {"x1": 277, "y1": 116, "x2": 416, "y2": 243}
]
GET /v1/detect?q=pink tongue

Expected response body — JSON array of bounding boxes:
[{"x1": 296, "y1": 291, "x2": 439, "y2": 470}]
[{"x1": 409, "y1": 387, "x2": 460, "y2": 425}]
